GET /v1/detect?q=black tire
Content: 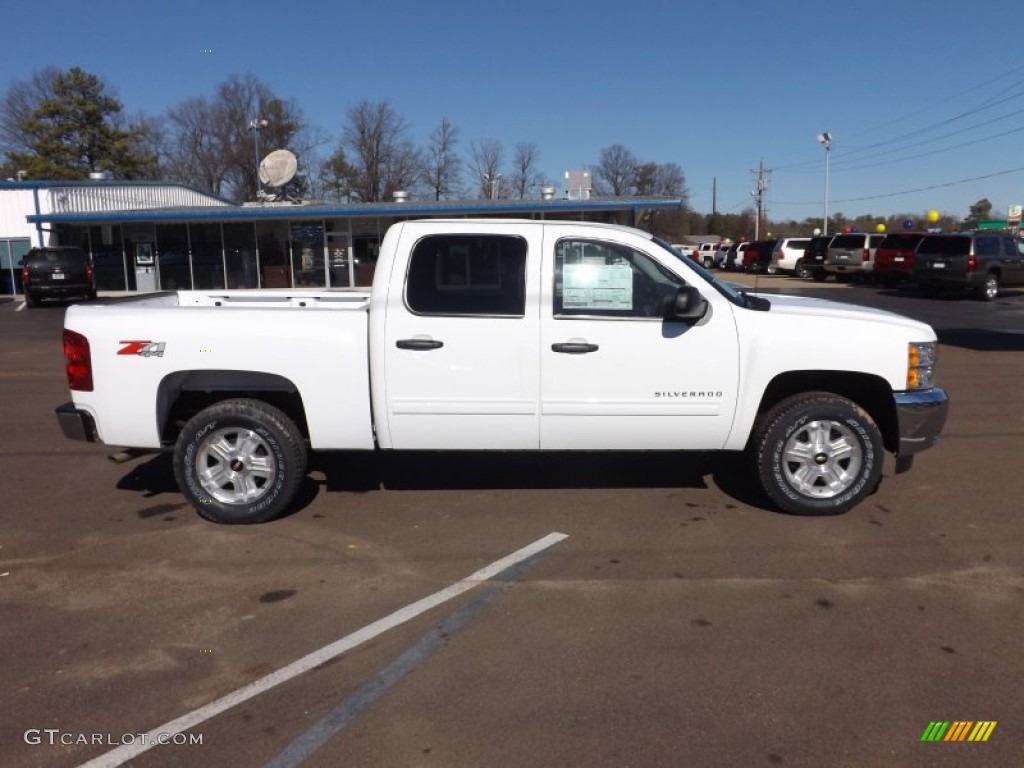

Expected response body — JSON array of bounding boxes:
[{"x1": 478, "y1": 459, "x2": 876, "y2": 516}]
[
  {"x1": 811, "y1": 269, "x2": 827, "y2": 282},
  {"x1": 87, "y1": 290, "x2": 97, "y2": 301},
  {"x1": 975, "y1": 272, "x2": 999, "y2": 301},
  {"x1": 173, "y1": 398, "x2": 307, "y2": 524},
  {"x1": 24, "y1": 292, "x2": 38, "y2": 308},
  {"x1": 754, "y1": 393, "x2": 883, "y2": 516},
  {"x1": 795, "y1": 259, "x2": 811, "y2": 279}
]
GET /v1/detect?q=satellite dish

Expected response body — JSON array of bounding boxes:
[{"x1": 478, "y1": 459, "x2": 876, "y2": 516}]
[{"x1": 259, "y1": 149, "x2": 298, "y2": 188}]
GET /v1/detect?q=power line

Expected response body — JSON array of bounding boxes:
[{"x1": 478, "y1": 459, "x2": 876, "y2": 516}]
[{"x1": 771, "y1": 165, "x2": 1024, "y2": 206}]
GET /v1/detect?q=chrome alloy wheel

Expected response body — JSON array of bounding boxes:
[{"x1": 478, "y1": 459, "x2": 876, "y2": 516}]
[
  {"x1": 780, "y1": 419, "x2": 862, "y2": 499},
  {"x1": 195, "y1": 427, "x2": 277, "y2": 504}
]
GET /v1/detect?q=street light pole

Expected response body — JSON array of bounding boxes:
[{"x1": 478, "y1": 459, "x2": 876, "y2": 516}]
[
  {"x1": 483, "y1": 173, "x2": 501, "y2": 200},
  {"x1": 818, "y1": 132, "x2": 832, "y2": 235},
  {"x1": 249, "y1": 117, "x2": 268, "y2": 199}
]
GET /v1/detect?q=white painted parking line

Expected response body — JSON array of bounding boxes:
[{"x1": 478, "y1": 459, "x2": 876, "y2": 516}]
[
  {"x1": 77, "y1": 531, "x2": 569, "y2": 768},
  {"x1": 15, "y1": 301, "x2": 26, "y2": 311},
  {"x1": 265, "y1": 540, "x2": 552, "y2": 767}
]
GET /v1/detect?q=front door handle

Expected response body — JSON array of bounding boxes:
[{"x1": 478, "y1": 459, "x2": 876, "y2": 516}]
[
  {"x1": 551, "y1": 342, "x2": 599, "y2": 354},
  {"x1": 396, "y1": 338, "x2": 444, "y2": 350}
]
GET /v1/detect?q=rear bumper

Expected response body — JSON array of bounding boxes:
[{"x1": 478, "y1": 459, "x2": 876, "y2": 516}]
[
  {"x1": 894, "y1": 388, "x2": 949, "y2": 456},
  {"x1": 56, "y1": 402, "x2": 99, "y2": 442},
  {"x1": 824, "y1": 262, "x2": 871, "y2": 274},
  {"x1": 27, "y1": 284, "x2": 93, "y2": 299}
]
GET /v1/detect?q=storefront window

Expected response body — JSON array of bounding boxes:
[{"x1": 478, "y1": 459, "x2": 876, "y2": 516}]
[
  {"x1": 90, "y1": 225, "x2": 127, "y2": 290},
  {"x1": 1, "y1": 239, "x2": 31, "y2": 295},
  {"x1": 256, "y1": 221, "x2": 290, "y2": 288},
  {"x1": 156, "y1": 224, "x2": 190, "y2": 290},
  {"x1": 290, "y1": 221, "x2": 325, "y2": 287},
  {"x1": 223, "y1": 222, "x2": 258, "y2": 288},
  {"x1": 190, "y1": 223, "x2": 224, "y2": 289}
]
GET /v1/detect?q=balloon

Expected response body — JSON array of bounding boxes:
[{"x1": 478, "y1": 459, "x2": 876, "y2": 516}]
[
  {"x1": 813, "y1": 228, "x2": 821, "y2": 236},
  {"x1": 927, "y1": 209, "x2": 940, "y2": 223},
  {"x1": 876, "y1": 223, "x2": 886, "y2": 233},
  {"x1": 843, "y1": 226, "x2": 853, "y2": 233},
  {"x1": 902, "y1": 218, "x2": 914, "y2": 230}
]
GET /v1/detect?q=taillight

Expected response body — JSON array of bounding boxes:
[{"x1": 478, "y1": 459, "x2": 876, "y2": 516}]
[
  {"x1": 967, "y1": 254, "x2": 977, "y2": 273},
  {"x1": 63, "y1": 329, "x2": 93, "y2": 392},
  {"x1": 21, "y1": 265, "x2": 30, "y2": 284},
  {"x1": 862, "y1": 248, "x2": 870, "y2": 262},
  {"x1": 86, "y1": 263, "x2": 94, "y2": 283}
]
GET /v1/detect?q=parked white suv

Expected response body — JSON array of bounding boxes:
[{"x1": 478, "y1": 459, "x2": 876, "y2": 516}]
[
  {"x1": 697, "y1": 241, "x2": 722, "y2": 268},
  {"x1": 767, "y1": 238, "x2": 811, "y2": 275}
]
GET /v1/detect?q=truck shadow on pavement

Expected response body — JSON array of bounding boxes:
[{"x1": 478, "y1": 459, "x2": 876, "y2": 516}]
[
  {"x1": 312, "y1": 450, "x2": 770, "y2": 509},
  {"x1": 116, "y1": 450, "x2": 773, "y2": 517},
  {"x1": 937, "y1": 327, "x2": 1024, "y2": 352}
]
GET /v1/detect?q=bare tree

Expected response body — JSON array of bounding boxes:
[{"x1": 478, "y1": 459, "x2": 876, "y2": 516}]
[
  {"x1": 424, "y1": 116, "x2": 460, "y2": 201},
  {"x1": 635, "y1": 161, "x2": 688, "y2": 199},
  {"x1": 0, "y1": 67, "x2": 59, "y2": 158},
  {"x1": 164, "y1": 73, "x2": 314, "y2": 200},
  {"x1": 325, "y1": 100, "x2": 422, "y2": 203},
  {"x1": 511, "y1": 142, "x2": 542, "y2": 199},
  {"x1": 469, "y1": 138, "x2": 504, "y2": 199},
  {"x1": 594, "y1": 144, "x2": 639, "y2": 196}
]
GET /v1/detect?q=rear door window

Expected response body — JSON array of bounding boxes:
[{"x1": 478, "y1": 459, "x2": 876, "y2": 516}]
[
  {"x1": 406, "y1": 234, "x2": 527, "y2": 316},
  {"x1": 919, "y1": 236, "x2": 969, "y2": 255}
]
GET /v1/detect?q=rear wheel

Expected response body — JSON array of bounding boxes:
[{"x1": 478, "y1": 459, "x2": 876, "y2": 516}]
[
  {"x1": 23, "y1": 292, "x2": 38, "y2": 308},
  {"x1": 811, "y1": 269, "x2": 827, "y2": 282},
  {"x1": 976, "y1": 273, "x2": 999, "y2": 301},
  {"x1": 173, "y1": 398, "x2": 307, "y2": 524},
  {"x1": 795, "y1": 259, "x2": 811, "y2": 279},
  {"x1": 755, "y1": 393, "x2": 883, "y2": 516}
]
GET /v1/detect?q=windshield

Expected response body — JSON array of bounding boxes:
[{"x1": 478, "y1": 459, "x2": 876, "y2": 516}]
[{"x1": 654, "y1": 237, "x2": 748, "y2": 307}]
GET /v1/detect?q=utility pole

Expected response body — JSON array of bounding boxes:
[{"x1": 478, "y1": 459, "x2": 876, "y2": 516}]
[{"x1": 749, "y1": 161, "x2": 769, "y2": 239}]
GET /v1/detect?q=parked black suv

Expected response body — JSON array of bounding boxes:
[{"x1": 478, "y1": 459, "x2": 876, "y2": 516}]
[
  {"x1": 913, "y1": 232, "x2": 1024, "y2": 301},
  {"x1": 801, "y1": 235, "x2": 833, "y2": 281},
  {"x1": 20, "y1": 247, "x2": 95, "y2": 308}
]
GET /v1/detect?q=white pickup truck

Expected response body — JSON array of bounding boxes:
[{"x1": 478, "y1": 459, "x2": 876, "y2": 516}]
[{"x1": 56, "y1": 219, "x2": 949, "y2": 523}]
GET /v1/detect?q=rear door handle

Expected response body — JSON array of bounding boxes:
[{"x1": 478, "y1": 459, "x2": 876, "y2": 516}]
[
  {"x1": 551, "y1": 342, "x2": 599, "y2": 354},
  {"x1": 396, "y1": 338, "x2": 444, "y2": 350}
]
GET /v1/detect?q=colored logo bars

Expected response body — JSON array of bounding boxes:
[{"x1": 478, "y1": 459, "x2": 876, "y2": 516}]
[{"x1": 921, "y1": 721, "x2": 997, "y2": 742}]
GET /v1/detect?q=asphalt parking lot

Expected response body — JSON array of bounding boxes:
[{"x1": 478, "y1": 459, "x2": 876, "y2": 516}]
[{"x1": 2, "y1": 277, "x2": 1023, "y2": 767}]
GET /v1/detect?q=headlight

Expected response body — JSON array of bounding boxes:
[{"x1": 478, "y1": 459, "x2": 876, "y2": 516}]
[{"x1": 907, "y1": 342, "x2": 937, "y2": 389}]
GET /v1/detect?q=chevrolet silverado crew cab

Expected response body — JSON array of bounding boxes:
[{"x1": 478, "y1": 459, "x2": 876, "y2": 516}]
[{"x1": 56, "y1": 219, "x2": 949, "y2": 524}]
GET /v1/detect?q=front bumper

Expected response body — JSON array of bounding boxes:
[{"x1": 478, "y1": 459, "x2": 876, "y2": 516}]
[
  {"x1": 894, "y1": 388, "x2": 949, "y2": 456},
  {"x1": 56, "y1": 402, "x2": 98, "y2": 442}
]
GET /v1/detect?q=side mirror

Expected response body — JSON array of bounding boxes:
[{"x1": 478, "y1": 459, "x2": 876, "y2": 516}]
[{"x1": 670, "y1": 285, "x2": 708, "y2": 322}]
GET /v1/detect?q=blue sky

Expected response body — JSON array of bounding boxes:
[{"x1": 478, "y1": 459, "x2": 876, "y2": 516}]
[{"x1": 4, "y1": 0, "x2": 1024, "y2": 221}]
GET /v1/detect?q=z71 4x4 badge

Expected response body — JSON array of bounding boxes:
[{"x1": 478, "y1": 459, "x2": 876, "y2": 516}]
[{"x1": 117, "y1": 340, "x2": 166, "y2": 358}]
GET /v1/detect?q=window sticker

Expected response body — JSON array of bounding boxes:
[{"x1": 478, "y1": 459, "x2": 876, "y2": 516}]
[{"x1": 562, "y1": 263, "x2": 633, "y2": 310}]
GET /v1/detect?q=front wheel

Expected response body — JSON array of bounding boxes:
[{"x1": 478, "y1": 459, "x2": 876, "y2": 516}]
[
  {"x1": 173, "y1": 398, "x2": 307, "y2": 524},
  {"x1": 754, "y1": 393, "x2": 883, "y2": 516}
]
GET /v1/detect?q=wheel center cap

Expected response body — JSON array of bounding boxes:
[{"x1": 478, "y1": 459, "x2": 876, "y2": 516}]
[
  {"x1": 814, "y1": 453, "x2": 829, "y2": 465},
  {"x1": 230, "y1": 459, "x2": 245, "y2": 472}
]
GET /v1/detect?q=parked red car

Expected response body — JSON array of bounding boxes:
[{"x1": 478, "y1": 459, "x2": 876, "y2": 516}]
[{"x1": 873, "y1": 232, "x2": 927, "y2": 287}]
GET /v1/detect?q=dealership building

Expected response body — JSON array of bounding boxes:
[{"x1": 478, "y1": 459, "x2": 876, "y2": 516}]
[{"x1": 0, "y1": 180, "x2": 684, "y2": 296}]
